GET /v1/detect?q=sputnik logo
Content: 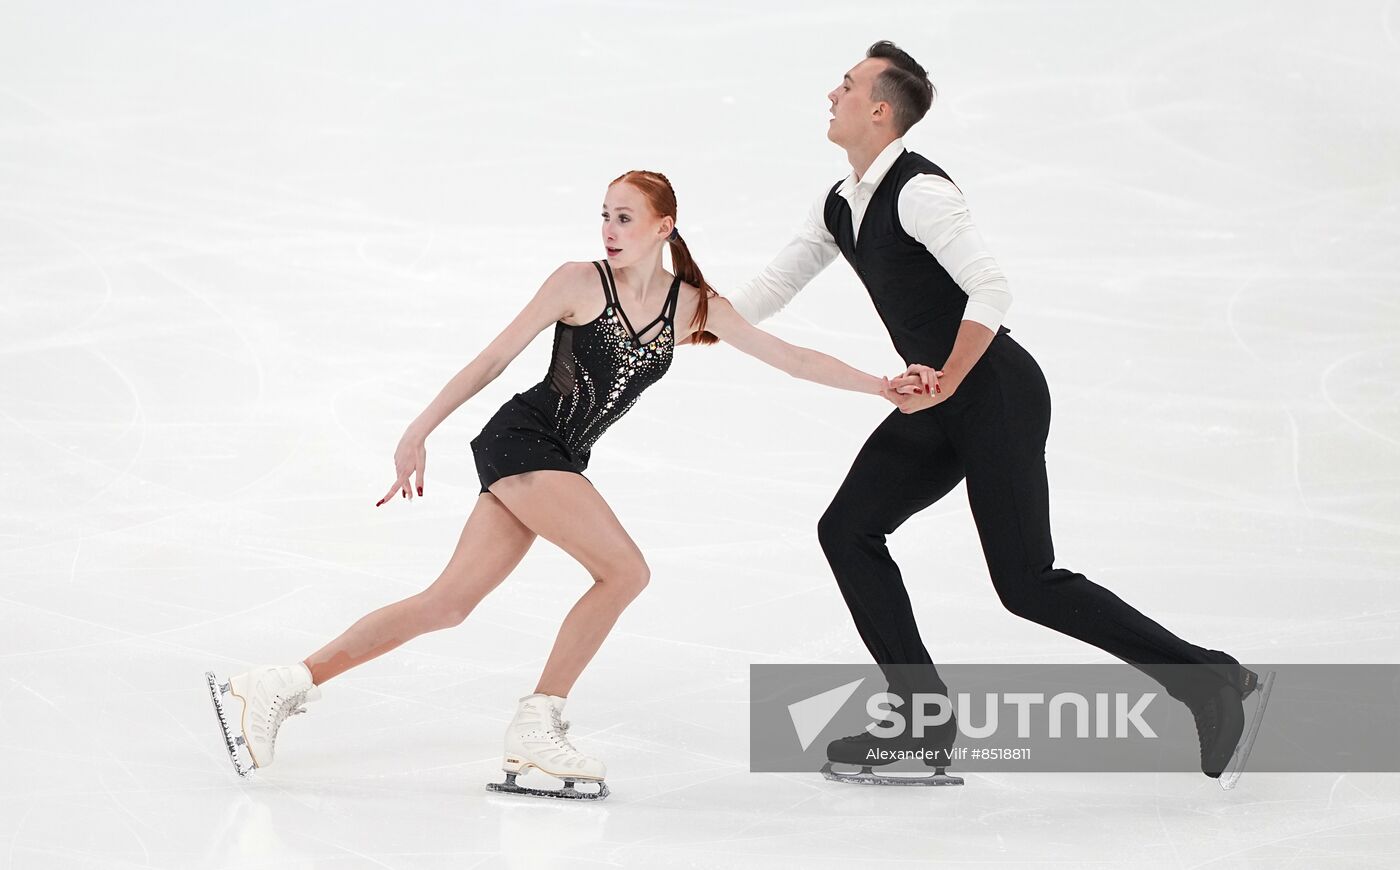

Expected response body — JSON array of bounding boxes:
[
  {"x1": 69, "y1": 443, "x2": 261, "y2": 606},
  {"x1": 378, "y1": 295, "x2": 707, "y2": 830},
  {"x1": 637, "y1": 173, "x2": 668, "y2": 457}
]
[
  {"x1": 787, "y1": 678, "x2": 865, "y2": 751},
  {"x1": 787, "y1": 679, "x2": 1161, "y2": 746}
]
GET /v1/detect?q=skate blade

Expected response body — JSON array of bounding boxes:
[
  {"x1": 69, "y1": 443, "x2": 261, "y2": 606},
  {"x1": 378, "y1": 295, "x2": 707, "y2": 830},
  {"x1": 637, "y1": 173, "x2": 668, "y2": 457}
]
[
  {"x1": 205, "y1": 671, "x2": 256, "y2": 777},
  {"x1": 1220, "y1": 670, "x2": 1275, "y2": 790},
  {"x1": 486, "y1": 771, "x2": 609, "y2": 801},
  {"x1": 820, "y1": 762, "x2": 964, "y2": 787}
]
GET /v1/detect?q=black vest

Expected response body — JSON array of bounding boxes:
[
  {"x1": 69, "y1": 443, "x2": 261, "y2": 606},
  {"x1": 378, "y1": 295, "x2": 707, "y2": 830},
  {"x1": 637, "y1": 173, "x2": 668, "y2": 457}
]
[{"x1": 824, "y1": 149, "x2": 1009, "y2": 366}]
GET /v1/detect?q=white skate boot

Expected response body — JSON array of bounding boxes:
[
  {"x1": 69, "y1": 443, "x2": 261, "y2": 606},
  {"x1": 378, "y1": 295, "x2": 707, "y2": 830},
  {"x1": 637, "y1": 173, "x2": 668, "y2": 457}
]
[
  {"x1": 486, "y1": 693, "x2": 609, "y2": 800},
  {"x1": 205, "y1": 663, "x2": 321, "y2": 776}
]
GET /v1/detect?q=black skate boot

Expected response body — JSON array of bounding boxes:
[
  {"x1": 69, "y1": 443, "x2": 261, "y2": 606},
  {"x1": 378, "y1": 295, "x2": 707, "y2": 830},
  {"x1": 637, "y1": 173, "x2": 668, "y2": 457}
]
[
  {"x1": 1188, "y1": 683, "x2": 1245, "y2": 779},
  {"x1": 1185, "y1": 661, "x2": 1275, "y2": 790},
  {"x1": 821, "y1": 712, "x2": 962, "y2": 787},
  {"x1": 1201, "y1": 650, "x2": 1264, "y2": 699}
]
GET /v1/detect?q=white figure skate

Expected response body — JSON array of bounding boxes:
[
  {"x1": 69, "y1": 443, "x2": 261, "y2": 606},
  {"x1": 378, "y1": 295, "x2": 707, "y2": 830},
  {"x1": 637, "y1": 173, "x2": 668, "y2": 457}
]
[
  {"x1": 486, "y1": 693, "x2": 609, "y2": 800},
  {"x1": 205, "y1": 663, "x2": 321, "y2": 776}
]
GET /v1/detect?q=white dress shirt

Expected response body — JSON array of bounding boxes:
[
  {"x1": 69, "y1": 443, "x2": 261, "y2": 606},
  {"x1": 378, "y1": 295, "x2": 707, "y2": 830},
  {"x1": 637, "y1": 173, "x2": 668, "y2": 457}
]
[{"x1": 728, "y1": 138, "x2": 1012, "y2": 333}]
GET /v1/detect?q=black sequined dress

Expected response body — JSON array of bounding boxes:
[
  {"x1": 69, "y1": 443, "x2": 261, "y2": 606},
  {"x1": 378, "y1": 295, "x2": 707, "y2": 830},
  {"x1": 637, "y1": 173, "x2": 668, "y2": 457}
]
[{"x1": 470, "y1": 261, "x2": 681, "y2": 492}]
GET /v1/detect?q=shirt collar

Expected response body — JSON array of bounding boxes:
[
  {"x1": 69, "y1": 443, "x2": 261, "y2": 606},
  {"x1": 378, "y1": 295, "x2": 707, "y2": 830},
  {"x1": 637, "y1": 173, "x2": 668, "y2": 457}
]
[{"x1": 837, "y1": 137, "x2": 906, "y2": 200}]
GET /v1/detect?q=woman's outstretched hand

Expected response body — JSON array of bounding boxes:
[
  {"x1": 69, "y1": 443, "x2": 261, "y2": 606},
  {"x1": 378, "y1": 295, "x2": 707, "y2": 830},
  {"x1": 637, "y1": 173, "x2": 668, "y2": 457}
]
[{"x1": 376, "y1": 428, "x2": 427, "y2": 506}]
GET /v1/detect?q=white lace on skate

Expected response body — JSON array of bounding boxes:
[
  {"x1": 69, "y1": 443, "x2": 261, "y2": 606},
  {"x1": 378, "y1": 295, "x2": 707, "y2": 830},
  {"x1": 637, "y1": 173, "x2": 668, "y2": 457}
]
[
  {"x1": 548, "y1": 709, "x2": 578, "y2": 752},
  {"x1": 503, "y1": 695, "x2": 606, "y2": 780},
  {"x1": 531, "y1": 709, "x2": 596, "y2": 772},
  {"x1": 235, "y1": 665, "x2": 321, "y2": 769},
  {"x1": 258, "y1": 689, "x2": 311, "y2": 747}
]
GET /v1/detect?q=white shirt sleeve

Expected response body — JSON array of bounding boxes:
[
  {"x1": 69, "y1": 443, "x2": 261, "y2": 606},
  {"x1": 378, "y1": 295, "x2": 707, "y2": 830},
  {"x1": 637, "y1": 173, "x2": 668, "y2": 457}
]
[
  {"x1": 726, "y1": 192, "x2": 840, "y2": 325},
  {"x1": 897, "y1": 174, "x2": 1012, "y2": 332}
]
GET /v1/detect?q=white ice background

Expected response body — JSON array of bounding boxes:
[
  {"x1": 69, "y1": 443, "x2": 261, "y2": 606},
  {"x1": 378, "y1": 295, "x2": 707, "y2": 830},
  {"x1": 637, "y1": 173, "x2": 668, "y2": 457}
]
[{"x1": 2, "y1": 1, "x2": 1399, "y2": 867}]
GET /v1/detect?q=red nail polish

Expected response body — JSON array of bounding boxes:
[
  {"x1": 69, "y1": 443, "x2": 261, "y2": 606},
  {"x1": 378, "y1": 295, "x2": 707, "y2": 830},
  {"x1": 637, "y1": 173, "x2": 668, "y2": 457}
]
[
  {"x1": 376, "y1": 499, "x2": 384, "y2": 507},
  {"x1": 417, "y1": 486, "x2": 423, "y2": 496}
]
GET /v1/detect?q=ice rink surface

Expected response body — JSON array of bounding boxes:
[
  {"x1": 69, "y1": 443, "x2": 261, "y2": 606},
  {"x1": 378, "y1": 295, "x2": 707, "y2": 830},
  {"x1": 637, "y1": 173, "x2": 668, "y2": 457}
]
[{"x1": 3, "y1": 1, "x2": 1399, "y2": 867}]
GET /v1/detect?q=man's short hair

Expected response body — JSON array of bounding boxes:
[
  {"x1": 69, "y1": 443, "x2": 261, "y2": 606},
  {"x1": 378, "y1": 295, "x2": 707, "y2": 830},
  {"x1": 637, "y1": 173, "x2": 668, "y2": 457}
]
[{"x1": 866, "y1": 41, "x2": 936, "y2": 135}]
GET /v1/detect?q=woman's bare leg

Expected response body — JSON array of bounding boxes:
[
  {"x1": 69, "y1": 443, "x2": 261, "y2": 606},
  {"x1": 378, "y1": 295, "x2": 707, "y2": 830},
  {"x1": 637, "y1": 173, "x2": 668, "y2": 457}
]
[
  {"x1": 301, "y1": 493, "x2": 536, "y2": 684},
  {"x1": 487, "y1": 471, "x2": 649, "y2": 698}
]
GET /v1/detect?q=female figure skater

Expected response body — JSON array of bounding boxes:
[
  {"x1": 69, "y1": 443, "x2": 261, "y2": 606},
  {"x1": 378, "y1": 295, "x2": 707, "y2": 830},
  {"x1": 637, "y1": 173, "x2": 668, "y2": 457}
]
[{"x1": 205, "y1": 170, "x2": 917, "y2": 800}]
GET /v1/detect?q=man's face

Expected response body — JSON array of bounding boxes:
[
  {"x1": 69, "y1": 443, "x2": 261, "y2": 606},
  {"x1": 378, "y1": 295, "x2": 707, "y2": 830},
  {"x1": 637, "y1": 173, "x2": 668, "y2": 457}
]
[{"x1": 827, "y1": 57, "x2": 890, "y2": 146}]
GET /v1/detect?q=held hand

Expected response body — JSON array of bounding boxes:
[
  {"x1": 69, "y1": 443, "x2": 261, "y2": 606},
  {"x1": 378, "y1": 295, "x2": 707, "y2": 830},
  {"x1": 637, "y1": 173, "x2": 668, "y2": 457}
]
[
  {"x1": 903, "y1": 364, "x2": 942, "y2": 396},
  {"x1": 376, "y1": 428, "x2": 428, "y2": 506},
  {"x1": 880, "y1": 379, "x2": 939, "y2": 413},
  {"x1": 879, "y1": 365, "x2": 953, "y2": 414},
  {"x1": 887, "y1": 373, "x2": 929, "y2": 395}
]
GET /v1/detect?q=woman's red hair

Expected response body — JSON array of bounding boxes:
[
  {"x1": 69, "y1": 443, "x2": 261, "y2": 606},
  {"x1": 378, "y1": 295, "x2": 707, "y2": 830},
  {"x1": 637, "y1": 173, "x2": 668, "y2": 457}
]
[{"x1": 610, "y1": 170, "x2": 719, "y2": 345}]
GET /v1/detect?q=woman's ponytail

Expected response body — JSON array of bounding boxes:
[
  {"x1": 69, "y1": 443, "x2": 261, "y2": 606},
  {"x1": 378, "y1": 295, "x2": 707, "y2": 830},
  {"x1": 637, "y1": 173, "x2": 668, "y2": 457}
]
[{"x1": 667, "y1": 233, "x2": 718, "y2": 346}]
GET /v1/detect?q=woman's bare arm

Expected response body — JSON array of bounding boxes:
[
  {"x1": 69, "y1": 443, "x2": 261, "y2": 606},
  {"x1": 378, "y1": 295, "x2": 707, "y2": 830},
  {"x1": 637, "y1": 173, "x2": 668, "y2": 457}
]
[
  {"x1": 376, "y1": 262, "x2": 584, "y2": 505},
  {"x1": 697, "y1": 296, "x2": 887, "y2": 395},
  {"x1": 407, "y1": 262, "x2": 585, "y2": 438}
]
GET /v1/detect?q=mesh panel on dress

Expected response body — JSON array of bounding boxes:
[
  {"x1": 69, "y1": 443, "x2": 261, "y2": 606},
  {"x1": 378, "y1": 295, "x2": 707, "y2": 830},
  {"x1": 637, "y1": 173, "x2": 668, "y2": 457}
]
[{"x1": 548, "y1": 326, "x2": 576, "y2": 395}]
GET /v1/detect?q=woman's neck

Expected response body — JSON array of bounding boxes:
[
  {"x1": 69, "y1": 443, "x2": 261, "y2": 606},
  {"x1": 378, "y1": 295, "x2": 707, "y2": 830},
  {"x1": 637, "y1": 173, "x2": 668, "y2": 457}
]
[{"x1": 611, "y1": 254, "x2": 669, "y2": 303}]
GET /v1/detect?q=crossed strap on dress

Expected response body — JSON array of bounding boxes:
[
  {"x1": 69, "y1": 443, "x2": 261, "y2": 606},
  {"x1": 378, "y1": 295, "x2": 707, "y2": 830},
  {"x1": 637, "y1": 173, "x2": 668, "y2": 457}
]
[{"x1": 592, "y1": 260, "x2": 681, "y2": 348}]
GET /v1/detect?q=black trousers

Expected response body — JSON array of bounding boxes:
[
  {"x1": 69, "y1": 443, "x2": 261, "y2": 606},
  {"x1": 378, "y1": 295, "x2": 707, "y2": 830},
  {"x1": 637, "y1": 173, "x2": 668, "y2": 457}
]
[{"x1": 817, "y1": 334, "x2": 1228, "y2": 705}]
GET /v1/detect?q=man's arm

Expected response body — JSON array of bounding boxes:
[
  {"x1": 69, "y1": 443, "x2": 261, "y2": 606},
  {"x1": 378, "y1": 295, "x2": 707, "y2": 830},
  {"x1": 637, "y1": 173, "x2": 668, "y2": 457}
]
[
  {"x1": 726, "y1": 193, "x2": 841, "y2": 325},
  {"x1": 898, "y1": 174, "x2": 1013, "y2": 391}
]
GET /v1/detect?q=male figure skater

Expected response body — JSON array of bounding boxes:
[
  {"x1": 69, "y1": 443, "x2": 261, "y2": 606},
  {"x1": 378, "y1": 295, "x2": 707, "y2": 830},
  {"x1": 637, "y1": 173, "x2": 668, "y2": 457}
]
[{"x1": 728, "y1": 41, "x2": 1271, "y2": 788}]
